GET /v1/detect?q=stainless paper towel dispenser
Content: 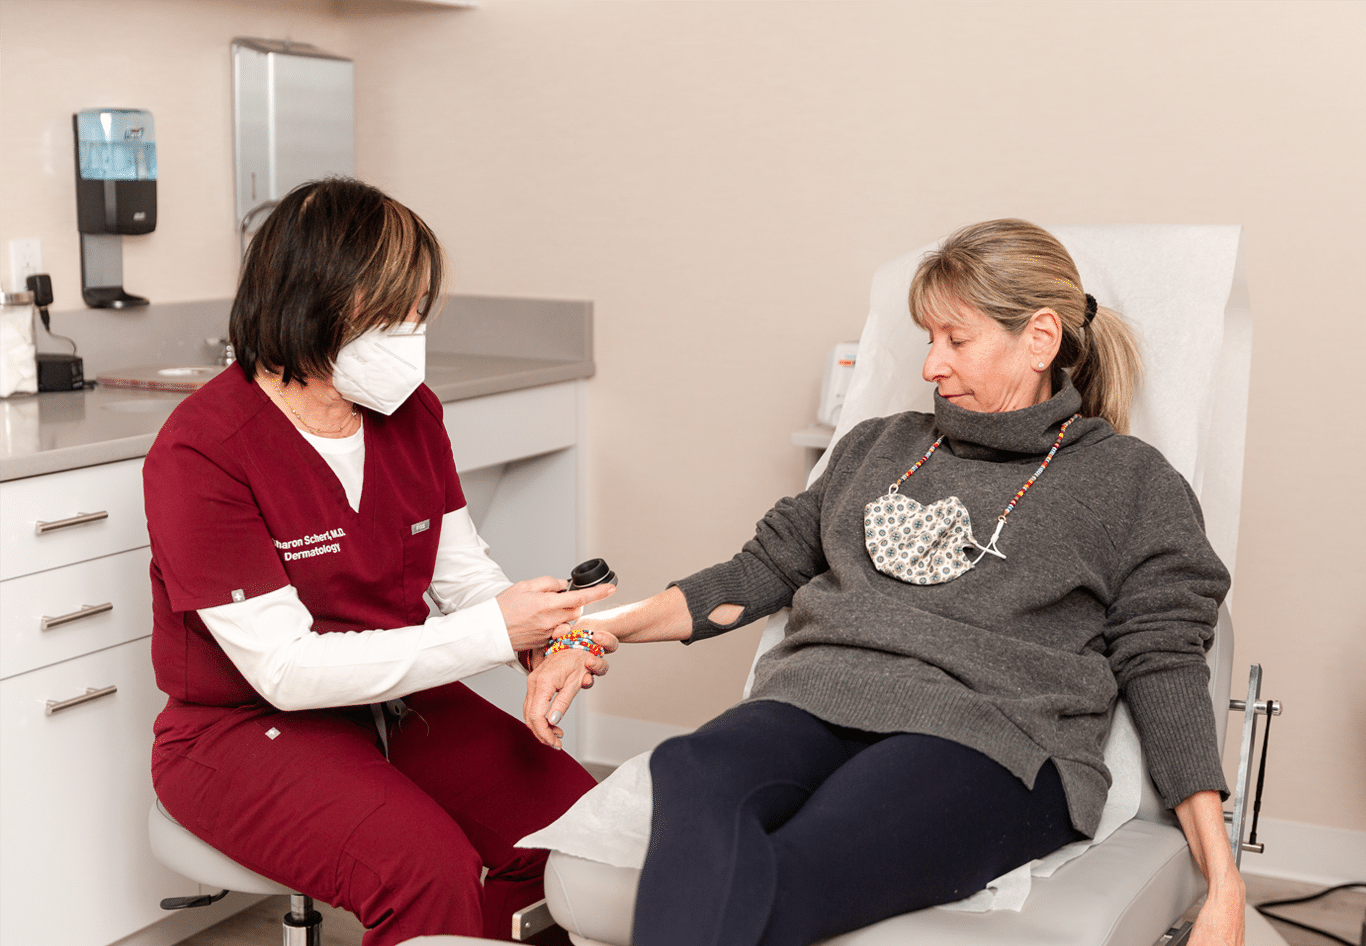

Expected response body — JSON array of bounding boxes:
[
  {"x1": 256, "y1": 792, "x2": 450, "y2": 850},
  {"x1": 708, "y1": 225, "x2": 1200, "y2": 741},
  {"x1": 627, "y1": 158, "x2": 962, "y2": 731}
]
[{"x1": 232, "y1": 38, "x2": 355, "y2": 253}]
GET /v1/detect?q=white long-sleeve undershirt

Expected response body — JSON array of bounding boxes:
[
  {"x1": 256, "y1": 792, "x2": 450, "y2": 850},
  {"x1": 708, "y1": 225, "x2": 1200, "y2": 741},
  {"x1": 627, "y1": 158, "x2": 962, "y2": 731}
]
[{"x1": 197, "y1": 425, "x2": 518, "y2": 711}]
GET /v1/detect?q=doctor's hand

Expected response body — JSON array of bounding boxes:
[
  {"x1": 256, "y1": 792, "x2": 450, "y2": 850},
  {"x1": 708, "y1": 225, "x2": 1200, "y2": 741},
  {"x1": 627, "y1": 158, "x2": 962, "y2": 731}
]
[
  {"x1": 523, "y1": 635, "x2": 618, "y2": 748},
  {"x1": 497, "y1": 576, "x2": 616, "y2": 653}
]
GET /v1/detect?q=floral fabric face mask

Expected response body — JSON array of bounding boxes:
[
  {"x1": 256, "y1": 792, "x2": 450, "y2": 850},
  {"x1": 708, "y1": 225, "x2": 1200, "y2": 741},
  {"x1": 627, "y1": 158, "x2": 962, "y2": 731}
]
[
  {"x1": 863, "y1": 414, "x2": 1080, "y2": 587},
  {"x1": 864, "y1": 491, "x2": 1002, "y2": 585}
]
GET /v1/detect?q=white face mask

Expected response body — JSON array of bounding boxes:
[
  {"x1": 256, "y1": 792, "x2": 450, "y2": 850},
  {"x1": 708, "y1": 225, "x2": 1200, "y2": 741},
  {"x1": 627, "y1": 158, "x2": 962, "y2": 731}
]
[{"x1": 331, "y1": 323, "x2": 426, "y2": 415}]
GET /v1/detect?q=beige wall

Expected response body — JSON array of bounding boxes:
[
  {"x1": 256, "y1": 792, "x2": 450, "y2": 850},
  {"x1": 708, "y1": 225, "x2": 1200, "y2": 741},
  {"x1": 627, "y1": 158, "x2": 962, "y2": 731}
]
[
  {"x1": 2, "y1": 0, "x2": 1361, "y2": 834},
  {"x1": 0, "y1": 0, "x2": 347, "y2": 306}
]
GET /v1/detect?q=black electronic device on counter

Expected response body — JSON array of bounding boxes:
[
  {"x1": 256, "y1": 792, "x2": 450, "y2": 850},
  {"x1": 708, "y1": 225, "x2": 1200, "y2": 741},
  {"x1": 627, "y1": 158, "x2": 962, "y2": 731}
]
[
  {"x1": 26, "y1": 273, "x2": 85, "y2": 389},
  {"x1": 37, "y1": 352, "x2": 85, "y2": 391}
]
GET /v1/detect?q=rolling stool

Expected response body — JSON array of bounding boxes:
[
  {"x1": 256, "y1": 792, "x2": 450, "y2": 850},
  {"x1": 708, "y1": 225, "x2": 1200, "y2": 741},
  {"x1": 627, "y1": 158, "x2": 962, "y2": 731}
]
[
  {"x1": 148, "y1": 799, "x2": 534, "y2": 945},
  {"x1": 148, "y1": 798, "x2": 325, "y2": 945}
]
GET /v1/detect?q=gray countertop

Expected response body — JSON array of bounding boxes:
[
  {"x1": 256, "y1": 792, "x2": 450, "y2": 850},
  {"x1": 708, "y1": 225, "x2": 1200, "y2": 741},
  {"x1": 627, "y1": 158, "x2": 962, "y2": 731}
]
[{"x1": 1, "y1": 294, "x2": 593, "y2": 482}]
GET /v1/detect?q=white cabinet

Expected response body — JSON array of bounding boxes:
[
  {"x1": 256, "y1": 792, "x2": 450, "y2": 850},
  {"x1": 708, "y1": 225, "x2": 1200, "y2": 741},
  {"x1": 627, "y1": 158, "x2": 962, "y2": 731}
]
[
  {"x1": 0, "y1": 458, "x2": 198, "y2": 946},
  {"x1": 1, "y1": 547, "x2": 152, "y2": 679},
  {"x1": 442, "y1": 380, "x2": 589, "y2": 756},
  {"x1": 0, "y1": 639, "x2": 198, "y2": 946},
  {"x1": 0, "y1": 457, "x2": 147, "y2": 581}
]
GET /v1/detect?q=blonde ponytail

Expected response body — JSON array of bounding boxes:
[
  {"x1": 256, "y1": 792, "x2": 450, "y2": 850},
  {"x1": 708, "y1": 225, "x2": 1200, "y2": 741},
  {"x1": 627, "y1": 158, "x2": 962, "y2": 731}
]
[{"x1": 1067, "y1": 303, "x2": 1142, "y2": 434}]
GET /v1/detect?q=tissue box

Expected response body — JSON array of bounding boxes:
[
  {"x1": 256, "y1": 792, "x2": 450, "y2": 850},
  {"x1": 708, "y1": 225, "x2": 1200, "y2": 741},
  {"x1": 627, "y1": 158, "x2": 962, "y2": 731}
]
[{"x1": 0, "y1": 301, "x2": 38, "y2": 397}]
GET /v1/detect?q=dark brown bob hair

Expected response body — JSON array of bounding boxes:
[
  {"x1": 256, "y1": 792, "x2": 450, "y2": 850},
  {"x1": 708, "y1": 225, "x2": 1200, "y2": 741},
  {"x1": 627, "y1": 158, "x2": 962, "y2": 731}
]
[{"x1": 230, "y1": 177, "x2": 444, "y2": 384}]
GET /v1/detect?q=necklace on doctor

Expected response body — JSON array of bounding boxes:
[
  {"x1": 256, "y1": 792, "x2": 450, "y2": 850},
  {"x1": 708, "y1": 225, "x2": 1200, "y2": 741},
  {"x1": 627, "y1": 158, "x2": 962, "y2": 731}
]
[
  {"x1": 864, "y1": 413, "x2": 1081, "y2": 585},
  {"x1": 272, "y1": 379, "x2": 358, "y2": 436}
]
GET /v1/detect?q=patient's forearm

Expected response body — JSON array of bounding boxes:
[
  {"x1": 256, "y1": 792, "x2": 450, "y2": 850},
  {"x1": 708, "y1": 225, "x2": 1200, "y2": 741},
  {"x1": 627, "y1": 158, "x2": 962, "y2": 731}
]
[
  {"x1": 580, "y1": 586, "x2": 695, "y2": 644},
  {"x1": 1174, "y1": 790, "x2": 1237, "y2": 879}
]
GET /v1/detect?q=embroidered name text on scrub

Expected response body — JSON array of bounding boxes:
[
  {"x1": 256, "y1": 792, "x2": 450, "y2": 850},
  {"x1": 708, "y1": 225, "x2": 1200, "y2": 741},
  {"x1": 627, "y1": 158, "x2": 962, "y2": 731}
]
[{"x1": 273, "y1": 527, "x2": 347, "y2": 561}]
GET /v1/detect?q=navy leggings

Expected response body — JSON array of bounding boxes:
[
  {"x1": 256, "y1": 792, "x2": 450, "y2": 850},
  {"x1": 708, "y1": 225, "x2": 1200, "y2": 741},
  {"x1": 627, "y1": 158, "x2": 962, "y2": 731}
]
[{"x1": 633, "y1": 701, "x2": 1084, "y2": 946}]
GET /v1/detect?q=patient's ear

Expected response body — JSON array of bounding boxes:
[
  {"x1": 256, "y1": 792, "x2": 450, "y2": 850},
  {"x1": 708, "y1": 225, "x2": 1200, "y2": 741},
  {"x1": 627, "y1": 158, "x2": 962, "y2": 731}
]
[{"x1": 1026, "y1": 308, "x2": 1062, "y2": 364}]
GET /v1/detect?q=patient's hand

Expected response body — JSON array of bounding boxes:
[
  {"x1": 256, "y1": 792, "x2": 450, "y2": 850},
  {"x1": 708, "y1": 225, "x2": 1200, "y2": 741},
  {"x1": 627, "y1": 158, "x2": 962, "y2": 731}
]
[
  {"x1": 523, "y1": 632, "x2": 618, "y2": 748},
  {"x1": 1175, "y1": 790, "x2": 1245, "y2": 946},
  {"x1": 1189, "y1": 861, "x2": 1245, "y2": 946}
]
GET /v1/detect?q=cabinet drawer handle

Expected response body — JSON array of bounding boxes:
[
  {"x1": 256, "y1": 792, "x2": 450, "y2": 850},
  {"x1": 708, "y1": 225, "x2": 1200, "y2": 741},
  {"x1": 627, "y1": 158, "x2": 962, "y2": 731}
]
[
  {"x1": 41, "y1": 602, "x2": 114, "y2": 631},
  {"x1": 46, "y1": 685, "x2": 118, "y2": 715},
  {"x1": 35, "y1": 511, "x2": 110, "y2": 534}
]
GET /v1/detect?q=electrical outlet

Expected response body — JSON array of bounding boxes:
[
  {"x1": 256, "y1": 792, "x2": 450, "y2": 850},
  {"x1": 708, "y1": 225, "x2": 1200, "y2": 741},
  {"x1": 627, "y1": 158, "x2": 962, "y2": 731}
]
[{"x1": 9, "y1": 239, "x2": 43, "y2": 293}]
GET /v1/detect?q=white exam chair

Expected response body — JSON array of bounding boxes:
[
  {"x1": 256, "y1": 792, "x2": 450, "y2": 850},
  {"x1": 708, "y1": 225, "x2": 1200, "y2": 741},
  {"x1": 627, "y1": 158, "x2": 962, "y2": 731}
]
[{"x1": 527, "y1": 226, "x2": 1283, "y2": 946}]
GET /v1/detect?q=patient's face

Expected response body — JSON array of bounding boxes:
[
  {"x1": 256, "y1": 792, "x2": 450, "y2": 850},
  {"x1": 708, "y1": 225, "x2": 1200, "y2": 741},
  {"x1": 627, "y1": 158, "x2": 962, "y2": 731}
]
[{"x1": 920, "y1": 302, "x2": 1048, "y2": 413}]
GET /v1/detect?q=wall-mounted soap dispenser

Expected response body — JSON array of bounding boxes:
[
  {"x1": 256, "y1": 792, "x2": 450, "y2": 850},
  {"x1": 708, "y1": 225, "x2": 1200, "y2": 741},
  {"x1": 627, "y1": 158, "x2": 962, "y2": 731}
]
[{"x1": 73, "y1": 108, "x2": 156, "y2": 308}]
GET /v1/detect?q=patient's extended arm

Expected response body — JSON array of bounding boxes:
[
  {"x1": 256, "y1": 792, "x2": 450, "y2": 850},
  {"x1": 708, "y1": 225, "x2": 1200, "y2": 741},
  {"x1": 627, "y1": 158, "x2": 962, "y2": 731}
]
[
  {"x1": 523, "y1": 587, "x2": 719, "y2": 746},
  {"x1": 1175, "y1": 789, "x2": 1245, "y2": 946},
  {"x1": 577, "y1": 585, "x2": 706, "y2": 643},
  {"x1": 566, "y1": 586, "x2": 753, "y2": 646}
]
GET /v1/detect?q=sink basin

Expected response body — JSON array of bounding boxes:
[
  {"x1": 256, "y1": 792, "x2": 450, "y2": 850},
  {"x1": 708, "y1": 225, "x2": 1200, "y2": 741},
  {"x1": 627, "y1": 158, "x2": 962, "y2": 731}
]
[
  {"x1": 152, "y1": 366, "x2": 218, "y2": 379},
  {"x1": 96, "y1": 364, "x2": 225, "y2": 392},
  {"x1": 100, "y1": 399, "x2": 180, "y2": 414}
]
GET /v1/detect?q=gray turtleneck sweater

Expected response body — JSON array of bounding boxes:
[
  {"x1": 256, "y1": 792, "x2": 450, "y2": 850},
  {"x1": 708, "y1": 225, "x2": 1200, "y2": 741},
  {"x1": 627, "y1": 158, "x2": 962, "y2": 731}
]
[{"x1": 675, "y1": 382, "x2": 1230, "y2": 836}]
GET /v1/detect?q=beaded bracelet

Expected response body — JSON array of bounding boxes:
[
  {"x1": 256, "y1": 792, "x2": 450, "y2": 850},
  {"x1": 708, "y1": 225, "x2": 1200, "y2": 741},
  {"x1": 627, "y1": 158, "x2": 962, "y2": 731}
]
[{"x1": 544, "y1": 628, "x2": 605, "y2": 658}]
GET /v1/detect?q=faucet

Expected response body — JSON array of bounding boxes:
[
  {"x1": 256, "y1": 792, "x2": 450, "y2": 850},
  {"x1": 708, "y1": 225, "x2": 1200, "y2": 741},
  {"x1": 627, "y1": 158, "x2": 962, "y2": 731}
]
[{"x1": 206, "y1": 336, "x2": 236, "y2": 367}]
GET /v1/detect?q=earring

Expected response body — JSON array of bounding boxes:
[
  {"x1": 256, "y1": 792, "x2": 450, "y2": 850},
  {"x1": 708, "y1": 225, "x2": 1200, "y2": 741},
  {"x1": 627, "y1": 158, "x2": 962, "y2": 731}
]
[{"x1": 1037, "y1": 362, "x2": 1046, "y2": 370}]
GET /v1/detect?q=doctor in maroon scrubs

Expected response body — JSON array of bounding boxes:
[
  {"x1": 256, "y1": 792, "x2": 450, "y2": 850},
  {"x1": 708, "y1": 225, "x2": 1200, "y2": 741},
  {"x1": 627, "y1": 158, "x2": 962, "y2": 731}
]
[{"x1": 145, "y1": 178, "x2": 614, "y2": 945}]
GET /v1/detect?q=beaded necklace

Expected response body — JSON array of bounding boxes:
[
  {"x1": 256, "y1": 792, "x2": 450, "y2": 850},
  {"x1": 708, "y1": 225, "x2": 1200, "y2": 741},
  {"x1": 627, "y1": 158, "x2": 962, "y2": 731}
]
[
  {"x1": 864, "y1": 412, "x2": 1083, "y2": 584},
  {"x1": 888, "y1": 412, "x2": 1081, "y2": 529}
]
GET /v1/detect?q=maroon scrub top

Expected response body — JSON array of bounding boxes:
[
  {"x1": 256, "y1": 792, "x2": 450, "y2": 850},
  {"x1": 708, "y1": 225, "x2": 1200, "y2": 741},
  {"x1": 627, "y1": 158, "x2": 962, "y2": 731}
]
[{"x1": 144, "y1": 366, "x2": 466, "y2": 708}]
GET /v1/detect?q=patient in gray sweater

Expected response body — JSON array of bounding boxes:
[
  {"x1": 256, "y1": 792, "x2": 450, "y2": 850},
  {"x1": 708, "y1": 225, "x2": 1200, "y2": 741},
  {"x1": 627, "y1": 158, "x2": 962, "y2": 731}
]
[
  {"x1": 524, "y1": 219, "x2": 1246, "y2": 946},
  {"x1": 683, "y1": 377, "x2": 1229, "y2": 838}
]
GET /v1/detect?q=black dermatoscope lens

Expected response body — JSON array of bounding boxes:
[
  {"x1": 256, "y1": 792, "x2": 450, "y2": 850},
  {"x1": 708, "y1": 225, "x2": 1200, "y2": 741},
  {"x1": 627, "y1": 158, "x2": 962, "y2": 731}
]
[{"x1": 567, "y1": 558, "x2": 615, "y2": 590}]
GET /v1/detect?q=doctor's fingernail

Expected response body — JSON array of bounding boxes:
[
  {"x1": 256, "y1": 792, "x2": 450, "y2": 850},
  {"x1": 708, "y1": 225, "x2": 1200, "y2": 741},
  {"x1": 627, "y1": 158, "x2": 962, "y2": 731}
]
[{"x1": 547, "y1": 710, "x2": 563, "y2": 726}]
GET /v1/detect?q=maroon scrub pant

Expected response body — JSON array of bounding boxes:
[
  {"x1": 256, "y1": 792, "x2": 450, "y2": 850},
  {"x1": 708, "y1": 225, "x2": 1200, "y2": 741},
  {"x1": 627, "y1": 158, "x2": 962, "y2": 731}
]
[{"x1": 152, "y1": 681, "x2": 595, "y2": 946}]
